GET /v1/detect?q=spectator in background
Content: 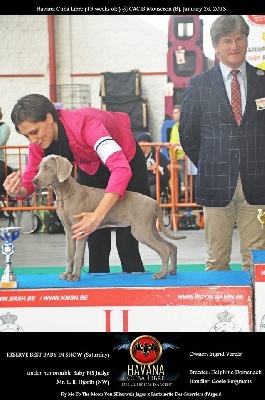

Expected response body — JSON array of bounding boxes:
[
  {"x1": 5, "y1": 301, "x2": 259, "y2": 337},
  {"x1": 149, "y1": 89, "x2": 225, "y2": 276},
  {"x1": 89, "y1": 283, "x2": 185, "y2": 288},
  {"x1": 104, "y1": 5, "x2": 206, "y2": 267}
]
[
  {"x1": 136, "y1": 132, "x2": 170, "y2": 200},
  {"x1": 169, "y1": 104, "x2": 197, "y2": 203},
  {"x1": 0, "y1": 107, "x2": 12, "y2": 196},
  {"x1": 169, "y1": 104, "x2": 185, "y2": 192}
]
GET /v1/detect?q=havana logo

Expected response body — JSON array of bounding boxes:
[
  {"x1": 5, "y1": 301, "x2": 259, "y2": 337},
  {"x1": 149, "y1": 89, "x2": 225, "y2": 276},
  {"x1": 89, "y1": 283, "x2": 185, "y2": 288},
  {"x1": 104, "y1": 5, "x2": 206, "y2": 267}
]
[
  {"x1": 112, "y1": 333, "x2": 180, "y2": 382},
  {"x1": 127, "y1": 335, "x2": 164, "y2": 380}
]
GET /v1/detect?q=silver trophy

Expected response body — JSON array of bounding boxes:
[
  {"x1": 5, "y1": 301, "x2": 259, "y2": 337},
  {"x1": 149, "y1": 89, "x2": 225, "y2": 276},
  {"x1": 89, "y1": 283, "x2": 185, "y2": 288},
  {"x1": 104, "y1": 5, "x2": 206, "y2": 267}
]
[{"x1": 0, "y1": 227, "x2": 21, "y2": 289}]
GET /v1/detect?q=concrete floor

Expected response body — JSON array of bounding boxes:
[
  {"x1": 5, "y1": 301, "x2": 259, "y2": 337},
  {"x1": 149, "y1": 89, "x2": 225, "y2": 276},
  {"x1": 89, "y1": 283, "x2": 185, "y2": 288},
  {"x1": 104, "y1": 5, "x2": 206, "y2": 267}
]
[{"x1": 2, "y1": 227, "x2": 243, "y2": 269}]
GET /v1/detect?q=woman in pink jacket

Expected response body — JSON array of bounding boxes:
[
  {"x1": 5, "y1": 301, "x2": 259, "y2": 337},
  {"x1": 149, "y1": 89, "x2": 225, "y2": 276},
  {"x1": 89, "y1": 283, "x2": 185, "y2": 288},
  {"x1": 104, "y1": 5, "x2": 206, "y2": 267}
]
[{"x1": 4, "y1": 94, "x2": 150, "y2": 273}]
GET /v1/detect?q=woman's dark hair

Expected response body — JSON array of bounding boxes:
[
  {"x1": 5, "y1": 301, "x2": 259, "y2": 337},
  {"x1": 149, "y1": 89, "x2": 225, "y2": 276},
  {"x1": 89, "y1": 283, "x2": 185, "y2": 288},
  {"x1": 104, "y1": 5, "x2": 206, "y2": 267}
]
[{"x1": 11, "y1": 94, "x2": 59, "y2": 132}]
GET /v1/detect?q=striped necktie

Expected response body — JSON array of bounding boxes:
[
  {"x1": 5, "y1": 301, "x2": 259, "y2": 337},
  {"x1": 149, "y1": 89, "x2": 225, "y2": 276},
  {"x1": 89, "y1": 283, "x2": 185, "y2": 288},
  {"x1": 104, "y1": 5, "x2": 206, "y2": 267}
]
[{"x1": 230, "y1": 70, "x2": 242, "y2": 125}]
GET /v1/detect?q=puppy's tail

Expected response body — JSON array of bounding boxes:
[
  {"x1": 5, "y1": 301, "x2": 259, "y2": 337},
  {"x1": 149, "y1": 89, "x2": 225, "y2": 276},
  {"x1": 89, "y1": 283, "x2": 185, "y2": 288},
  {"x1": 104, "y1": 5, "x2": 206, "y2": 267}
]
[{"x1": 156, "y1": 203, "x2": 186, "y2": 240}]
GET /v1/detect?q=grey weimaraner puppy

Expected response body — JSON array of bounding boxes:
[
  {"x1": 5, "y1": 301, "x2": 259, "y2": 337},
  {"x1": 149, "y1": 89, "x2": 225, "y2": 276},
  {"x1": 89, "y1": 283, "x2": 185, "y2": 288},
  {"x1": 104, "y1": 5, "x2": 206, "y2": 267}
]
[{"x1": 33, "y1": 155, "x2": 186, "y2": 281}]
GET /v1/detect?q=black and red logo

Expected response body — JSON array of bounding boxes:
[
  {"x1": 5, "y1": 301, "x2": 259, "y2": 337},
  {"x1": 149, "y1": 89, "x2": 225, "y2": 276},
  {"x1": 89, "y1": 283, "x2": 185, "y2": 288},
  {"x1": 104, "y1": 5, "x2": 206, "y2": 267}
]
[{"x1": 130, "y1": 335, "x2": 162, "y2": 365}]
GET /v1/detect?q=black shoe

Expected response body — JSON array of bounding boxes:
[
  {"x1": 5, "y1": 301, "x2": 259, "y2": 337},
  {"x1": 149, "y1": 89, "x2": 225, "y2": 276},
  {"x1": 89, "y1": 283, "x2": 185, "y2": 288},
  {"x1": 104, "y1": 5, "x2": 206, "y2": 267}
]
[
  {"x1": 188, "y1": 215, "x2": 200, "y2": 230},
  {"x1": 122, "y1": 265, "x2": 145, "y2": 273},
  {"x1": 178, "y1": 215, "x2": 190, "y2": 230}
]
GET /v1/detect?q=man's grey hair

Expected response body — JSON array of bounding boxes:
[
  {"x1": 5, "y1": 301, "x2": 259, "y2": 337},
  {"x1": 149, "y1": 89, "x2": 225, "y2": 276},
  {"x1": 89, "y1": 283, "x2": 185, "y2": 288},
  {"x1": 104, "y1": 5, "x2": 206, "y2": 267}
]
[{"x1": 210, "y1": 15, "x2": 249, "y2": 45}]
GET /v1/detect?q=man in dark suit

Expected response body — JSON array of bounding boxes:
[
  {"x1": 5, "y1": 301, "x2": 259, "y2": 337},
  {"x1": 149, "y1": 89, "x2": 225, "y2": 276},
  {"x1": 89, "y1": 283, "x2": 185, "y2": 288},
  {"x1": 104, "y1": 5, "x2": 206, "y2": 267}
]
[{"x1": 179, "y1": 15, "x2": 265, "y2": 271}]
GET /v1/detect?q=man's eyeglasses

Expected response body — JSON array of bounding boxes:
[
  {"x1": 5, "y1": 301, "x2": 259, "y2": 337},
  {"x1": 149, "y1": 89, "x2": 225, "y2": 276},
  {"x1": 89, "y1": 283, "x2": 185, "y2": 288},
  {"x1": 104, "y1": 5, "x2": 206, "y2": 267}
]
[{"x1": 219, "y1": 36, "x2": 247, "y2": 47}]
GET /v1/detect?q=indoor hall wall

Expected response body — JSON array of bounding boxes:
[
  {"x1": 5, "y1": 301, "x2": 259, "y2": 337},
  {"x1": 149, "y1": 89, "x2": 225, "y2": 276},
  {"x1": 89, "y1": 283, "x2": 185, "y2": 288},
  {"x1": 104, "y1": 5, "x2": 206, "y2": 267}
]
[{"x1": 1, "y1": 15, "x2": 168, "y2": 145}]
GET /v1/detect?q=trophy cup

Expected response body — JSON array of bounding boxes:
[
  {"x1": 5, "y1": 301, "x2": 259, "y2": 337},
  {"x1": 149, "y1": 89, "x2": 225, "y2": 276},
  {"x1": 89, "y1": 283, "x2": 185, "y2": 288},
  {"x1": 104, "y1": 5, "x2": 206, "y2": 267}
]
[
  {"x1": 257, "y1": 209, "x2": 265, "y2": 230},
  {"x1": 0, "y1": 227, "x2": 21, "y2": 289}
]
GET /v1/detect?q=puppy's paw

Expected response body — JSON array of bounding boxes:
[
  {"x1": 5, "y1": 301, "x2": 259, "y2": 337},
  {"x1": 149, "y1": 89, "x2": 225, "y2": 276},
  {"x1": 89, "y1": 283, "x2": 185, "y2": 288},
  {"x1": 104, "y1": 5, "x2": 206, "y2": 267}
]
[
  {"x1": 152, "y1": 272, "x2": 167, "y2": 279},
  {"x1": 59, "y1": 272, "x2": 70, "y2": 280},
  {"x1": 67, "y1": 274, "x2": 80, "y2": 282},
  {"x1": 167, "y1": 268, "x2": 177, "y2": 275}
]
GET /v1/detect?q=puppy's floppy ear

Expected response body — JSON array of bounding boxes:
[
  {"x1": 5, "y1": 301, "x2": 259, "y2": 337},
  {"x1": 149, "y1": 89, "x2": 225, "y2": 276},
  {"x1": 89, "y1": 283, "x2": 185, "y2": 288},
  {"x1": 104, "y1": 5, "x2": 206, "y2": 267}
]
[{"x1": 55, "y1": 156, "x2": 73, "y2": 182}]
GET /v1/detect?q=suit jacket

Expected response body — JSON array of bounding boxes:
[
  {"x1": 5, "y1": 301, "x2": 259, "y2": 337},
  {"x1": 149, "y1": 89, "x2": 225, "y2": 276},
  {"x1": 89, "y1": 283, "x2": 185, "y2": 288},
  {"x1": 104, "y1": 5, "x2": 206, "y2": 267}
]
[{"x1": 179, "y1": 61, "x2": 265, "y2": 206}]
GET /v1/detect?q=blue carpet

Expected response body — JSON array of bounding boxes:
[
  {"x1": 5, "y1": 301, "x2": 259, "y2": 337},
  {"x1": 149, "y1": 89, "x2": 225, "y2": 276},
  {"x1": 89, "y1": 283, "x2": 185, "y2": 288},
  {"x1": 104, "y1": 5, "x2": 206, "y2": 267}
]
[
  {"x1": 14, "y1": 270, "x2": 251, "y2": 289},
  {"x1": 12, "y1": 263, "x2": 242, "y2": 275},
  {"x1": 251, "y1": 249, "x2": 265, "y2": 263}
]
